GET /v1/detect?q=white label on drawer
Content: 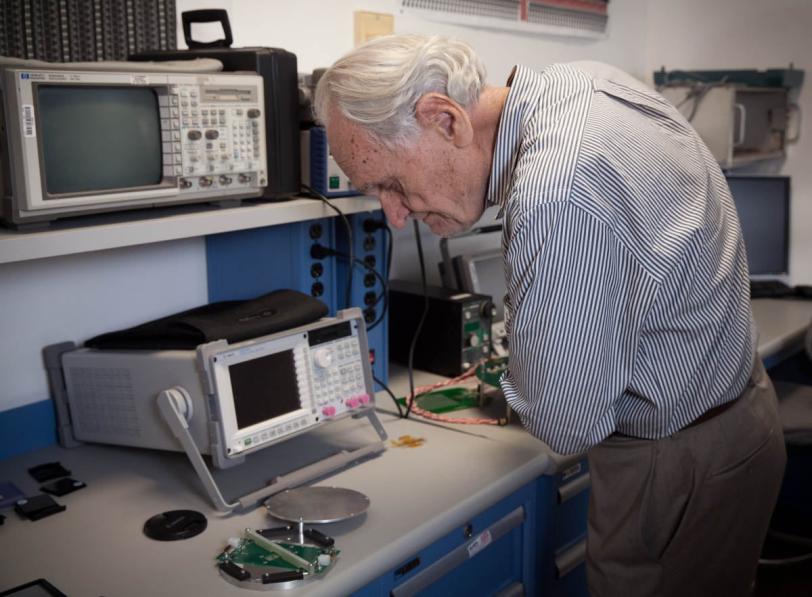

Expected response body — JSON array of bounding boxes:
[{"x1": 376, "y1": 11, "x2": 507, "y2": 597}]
[{"x1": 467, "y1": 529, "x2": 492, "y2": 558}]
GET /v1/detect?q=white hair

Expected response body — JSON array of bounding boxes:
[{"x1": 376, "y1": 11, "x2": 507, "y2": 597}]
[{"x1": 314, "y1": 34, "x2": 487, "y2": 147}]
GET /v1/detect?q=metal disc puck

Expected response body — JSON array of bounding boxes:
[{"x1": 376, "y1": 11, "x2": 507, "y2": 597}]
[{"x1": 265, "y1": 487, "x2": 370, "y2": 524}]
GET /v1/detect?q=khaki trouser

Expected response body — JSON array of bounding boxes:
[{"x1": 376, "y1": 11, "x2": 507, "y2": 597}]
[{"x1": 586, "y1": 359, "x2": 786, "y2": 597}]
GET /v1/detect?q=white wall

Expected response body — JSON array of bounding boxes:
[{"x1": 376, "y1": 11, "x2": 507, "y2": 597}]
[
  {"x1": 177, "y1": 0, "x2": 648, "y2": 77},
  {"x1": 0, "y1": 240, "x2": 208, "y2": 411},
  {"x1": 643, "y1": 0, "x2": 812, "y2": 284}
]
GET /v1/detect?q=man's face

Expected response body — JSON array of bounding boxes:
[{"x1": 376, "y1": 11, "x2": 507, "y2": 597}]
[{"x1": 325, "y1": 108, "x2": 489, "y2": 237}]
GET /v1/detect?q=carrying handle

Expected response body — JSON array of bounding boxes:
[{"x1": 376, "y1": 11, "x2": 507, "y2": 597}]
[
  {"x1": 786, "y1": 102, "x2": 802, "y2": 144},
  {"x1": 182, "y1": 9, "x2": 233, "y2": 49},
  {"x1": 733, "y1": 103, "x2": 747, "y2": 147}
]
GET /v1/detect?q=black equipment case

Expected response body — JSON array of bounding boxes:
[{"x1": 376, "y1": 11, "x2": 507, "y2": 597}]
[{"x1": 131, "y1": 9, "x2": 300, "y2": 200}]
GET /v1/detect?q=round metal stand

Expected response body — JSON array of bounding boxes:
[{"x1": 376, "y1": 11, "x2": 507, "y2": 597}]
[{"x1": 264, "y1": 486, "x2": 370, "y2": 526}]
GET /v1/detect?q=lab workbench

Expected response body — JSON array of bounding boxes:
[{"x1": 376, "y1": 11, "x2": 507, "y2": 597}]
[
  {"x1": 0, "y1": 298, "x2": 810, "y2": 596},
  {"x1": 0, "y1": 406, "x2": 581, "y2": 596}
]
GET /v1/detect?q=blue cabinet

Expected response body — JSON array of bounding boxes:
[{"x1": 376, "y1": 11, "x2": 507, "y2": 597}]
[
  {"x1": 537, "y1": 461, "x2": 590, "y2": 597},
  {"x1": 354, "y1": 461, "x2": 590, "y2": 596}
]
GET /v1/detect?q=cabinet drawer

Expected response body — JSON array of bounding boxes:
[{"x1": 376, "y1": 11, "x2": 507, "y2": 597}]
[
  {"x1": 391, "y1": 506, "x2": 525, "y2": 597},
  {"x1": 553, "y1": 467, "x2": 590, "y2": 548},
  {"x1": 552, "y1": 538, "x2": 588, "y2": 597}
]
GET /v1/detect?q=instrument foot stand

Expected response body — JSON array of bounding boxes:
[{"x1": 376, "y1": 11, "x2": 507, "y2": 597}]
[
  {"x1": 217, "y1": 524, "x2": 340, "y2": 590},
  {"x1": 156, "y1": 388, "x2": 387, "y2": 514}
]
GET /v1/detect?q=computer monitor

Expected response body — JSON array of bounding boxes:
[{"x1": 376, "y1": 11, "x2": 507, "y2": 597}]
[
  {"x1": 455, "y1": 250, "x2": 507, "y2": 321},
  {"x1": 726, "y1": 176, "x2": 790, "y2": 276}
]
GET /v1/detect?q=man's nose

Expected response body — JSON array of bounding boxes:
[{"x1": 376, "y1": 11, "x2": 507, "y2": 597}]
[{"x1": 379, "y1": 194, "x2": 409, "y2": 229}]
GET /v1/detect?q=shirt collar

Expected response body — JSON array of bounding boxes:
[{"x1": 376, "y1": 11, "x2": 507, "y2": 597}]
[{"x1": 485, "y1": 65, "x2": 540, "y2": 215}]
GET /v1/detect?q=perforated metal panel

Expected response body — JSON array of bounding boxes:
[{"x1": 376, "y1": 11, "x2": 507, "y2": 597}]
[
  {"x1": 527, "y1": 2, "x2": 607, "y2": 34},
  {"x1": 401, "y1": 0, "x2": 608, "y2": 38},
  {"x1": 403, "y1": 0, "x2": 520, "y2": 21},
  {"x1": 0, "y1": 0, "x2": 177, "y2": 61}
]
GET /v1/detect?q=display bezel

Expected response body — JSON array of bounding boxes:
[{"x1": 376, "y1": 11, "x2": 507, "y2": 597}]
[
  {"x1": 209, "y1": 332, "x2": 314, "y2": 457},
  {"x1": 8, "y1": 71, "x2": 181, "y2": 213},
  {"x1": 0, "y1": 67, "x2": 267, "y2": 226}
]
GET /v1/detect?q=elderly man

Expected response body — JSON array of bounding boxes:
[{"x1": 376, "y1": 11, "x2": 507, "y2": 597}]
[{"x1": 315, "y1": 35, "x2": 785, "y2": 596}]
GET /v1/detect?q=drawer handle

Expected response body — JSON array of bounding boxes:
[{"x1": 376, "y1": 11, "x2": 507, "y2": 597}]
[
  {"x1": 555, "y1": 538, "x2": 586, "y2": 579},
  {"x1": 496, "y1": 580, "x2": 525, "y2": 597},
  {"x1": 558, "y1": 472, "x2": 590, "y2": 503}
]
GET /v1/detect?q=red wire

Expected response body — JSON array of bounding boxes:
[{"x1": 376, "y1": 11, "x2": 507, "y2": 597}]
[{"x1": 404, "y1": 362, "x2": 507, "y2": 426}]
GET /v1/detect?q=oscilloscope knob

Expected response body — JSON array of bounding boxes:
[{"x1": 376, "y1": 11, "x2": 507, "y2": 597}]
[
  {"x1": 313, "y1": 348, "x2": 334, "y2": 369},
  {"x1": 480, "y1": 300, "x2": 497, "y2": 320}
]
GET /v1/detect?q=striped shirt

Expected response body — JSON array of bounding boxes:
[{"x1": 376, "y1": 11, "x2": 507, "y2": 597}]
[{"x1": 486, "y1": 63, "x2": 756, "y2": 455}]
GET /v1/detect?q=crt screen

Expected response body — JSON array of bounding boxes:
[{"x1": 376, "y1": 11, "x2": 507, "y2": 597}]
[
  {"x1": 727, "y1": 177, "x2": 790, "y2": 276},
  {"x1": 37, "y1": 86, "x2": 162, "y2": 194},
  {"x1": 228, "y1": 350, "x2": 301, "y2": 430}
]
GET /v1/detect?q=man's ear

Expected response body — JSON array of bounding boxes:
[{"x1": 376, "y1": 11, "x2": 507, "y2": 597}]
[{"x1": 414, "y1": 93, "x2": 473, "y2": 147}]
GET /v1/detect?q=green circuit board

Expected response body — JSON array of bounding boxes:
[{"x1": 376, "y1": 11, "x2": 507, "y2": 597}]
[
  {"x1": 397, "y1": 387, "x2": 480, "y2": 413},
  {"x1": 217, "y1": 538, "x2": 337, "y2": 574}
]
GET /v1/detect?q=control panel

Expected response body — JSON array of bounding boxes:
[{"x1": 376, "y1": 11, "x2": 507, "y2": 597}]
[
  {"x1": 309, "y1": 334, "x2": 370, "y2": 419},
  {"x1": 160, "y1": 82, "x2": 267, "y2": 194},
  {"x1": 210, "y1": 317, "x2": 373, "y2": 458}
]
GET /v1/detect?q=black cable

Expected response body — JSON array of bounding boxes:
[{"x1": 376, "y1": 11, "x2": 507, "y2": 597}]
[
  {"x1": 404, "y1": 219, "x2": 430, "y2": 420},
  {"x1": 301, "y1": 184, "x2": 353, "y2": 308},
  {"x1": 372, "y1": 373, "x2": 403, "y2": 418},
  {"x1": 382, "y1": 218, "x2": 393, "y2": 282},
  {"x1": 372, "y1": 221, "x2": 393, "y2": 331}
]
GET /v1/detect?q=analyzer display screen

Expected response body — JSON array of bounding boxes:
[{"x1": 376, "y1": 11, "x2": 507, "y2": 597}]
[
  {"x1": 229, "y1": 350, "x2": 301, "y2": 430},
  {"x1": 37, "y1": 85, "x2": 163, "y2": 195},
  {"x1": 727, "y1": 176, "x2": 790, "y2": 276}
]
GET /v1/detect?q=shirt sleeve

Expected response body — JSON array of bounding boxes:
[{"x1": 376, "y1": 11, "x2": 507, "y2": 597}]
[{"x1": 500, "y1": 201, "x2": 659, "y2": 454}]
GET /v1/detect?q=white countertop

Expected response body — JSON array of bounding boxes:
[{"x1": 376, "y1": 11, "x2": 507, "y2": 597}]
[
  {"x1": 0, "y1": 409, "x2": 551, "y2": 597},
  {"x1": 752, "y1": 298, "x2": 812, "y2": 360}
]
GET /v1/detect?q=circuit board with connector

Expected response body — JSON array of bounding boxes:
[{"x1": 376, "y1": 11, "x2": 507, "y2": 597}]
[
  {"x1": 476, "y1": 357, "x2": 508, "y2": 388},
  {"x1": 218, "y1": 539, "x2": 333, "y2": 571},
  {"x1": 216, "y1": 527, "x2": 339, "y2": 588}
]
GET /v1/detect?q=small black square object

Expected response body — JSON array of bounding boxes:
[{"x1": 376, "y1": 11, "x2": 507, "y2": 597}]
[
  {"x1": 14, "y1": 494, "x2": 66, "y2": 521},
  {"x1": 28, "y1": 462, "x2": 71, "y2": 482},
  {"x1": 40, "y1": 478, "x2": 86, "y2": 497},
  {"x1": 0, "y1": 514, "x2": 5, "y2": 525},
  {"x1": 0, "y1": 578, "x2": 68, "y2": 596}
]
